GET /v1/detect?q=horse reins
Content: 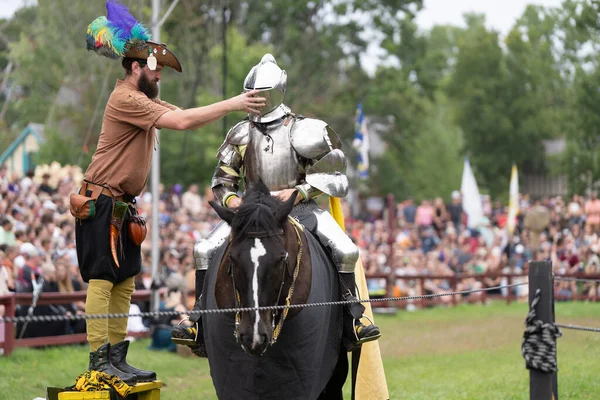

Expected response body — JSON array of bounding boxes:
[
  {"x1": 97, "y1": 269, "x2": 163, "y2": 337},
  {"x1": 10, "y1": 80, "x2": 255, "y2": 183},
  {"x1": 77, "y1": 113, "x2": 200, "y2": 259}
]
[{"x1": 230, "y1": 217, "x2": 304, "y2": 345}]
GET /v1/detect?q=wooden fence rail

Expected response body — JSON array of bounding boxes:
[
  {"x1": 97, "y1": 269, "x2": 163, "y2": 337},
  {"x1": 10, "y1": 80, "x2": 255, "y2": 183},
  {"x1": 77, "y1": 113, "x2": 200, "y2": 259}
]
[
  {"x1": 363, "y1": 272, "x2": 600, "y2": 310},
  {"x1": 0, "y1": 290, "x2": 159, "y2": 357},
  {"x1": 1, "y1": 273, "x2": 598, "y2": 357}
]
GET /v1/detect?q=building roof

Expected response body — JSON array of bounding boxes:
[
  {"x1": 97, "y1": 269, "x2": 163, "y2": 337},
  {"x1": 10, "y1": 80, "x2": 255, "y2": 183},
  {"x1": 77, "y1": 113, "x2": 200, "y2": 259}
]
[{"x1": 0, "y1": 123, "x2": 45, "y2": 165}]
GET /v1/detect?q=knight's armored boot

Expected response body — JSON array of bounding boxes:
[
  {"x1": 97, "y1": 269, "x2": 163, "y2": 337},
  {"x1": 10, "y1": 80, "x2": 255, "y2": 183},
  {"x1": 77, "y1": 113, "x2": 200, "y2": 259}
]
[
  {"x1": 109, "y1": 340, "x2": 156, "y2": 382},
  {"x1": 171, "y1": 269, "x2": 207, "y2": 357},
  {"x1": 340, "y1": 272, "x2": 381, "y2": 351},
  {"x1": 89, "y1": 343, "x2": 137, "y2": 385}
]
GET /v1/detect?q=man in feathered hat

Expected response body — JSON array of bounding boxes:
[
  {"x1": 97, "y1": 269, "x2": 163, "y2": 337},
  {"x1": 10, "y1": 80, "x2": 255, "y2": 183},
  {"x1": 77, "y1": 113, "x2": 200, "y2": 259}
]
[{"x1": 74, "y1": 1, "x2": 265, "y2": 385}]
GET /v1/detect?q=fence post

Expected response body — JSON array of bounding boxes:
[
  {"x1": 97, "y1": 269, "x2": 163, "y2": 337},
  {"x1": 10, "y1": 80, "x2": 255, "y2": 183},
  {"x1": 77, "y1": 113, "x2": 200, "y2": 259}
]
[
  {"x1": 384, "y1": 274, "x2": 391, "y2": 309},
  {"x1": 4, "y1": 294, "x2": 15, "y2": 356},
  {"x1": 506, "y1": 275, "x2": 512, "y2": 305},
  {"x1": 528, "y1": 260, "x2": 558, "y2": 400},
  {"x1": 451, "y1": 275, "x2": 457, "y2": 306},
  {"x1": 419, "y1": 278, "x2": 425, "y2": 309}
]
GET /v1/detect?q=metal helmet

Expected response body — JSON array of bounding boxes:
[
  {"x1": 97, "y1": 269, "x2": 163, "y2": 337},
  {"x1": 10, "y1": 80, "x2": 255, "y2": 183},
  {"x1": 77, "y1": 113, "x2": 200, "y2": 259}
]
[{"x1": 243, "y1": 54, "x2": 288, "y2": 122}]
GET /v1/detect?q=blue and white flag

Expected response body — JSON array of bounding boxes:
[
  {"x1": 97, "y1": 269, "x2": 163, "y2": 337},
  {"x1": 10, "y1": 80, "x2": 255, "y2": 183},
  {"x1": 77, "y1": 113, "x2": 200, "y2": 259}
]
[{"x1": 352, "y1": 103, "x2": 370, "y2": 179}]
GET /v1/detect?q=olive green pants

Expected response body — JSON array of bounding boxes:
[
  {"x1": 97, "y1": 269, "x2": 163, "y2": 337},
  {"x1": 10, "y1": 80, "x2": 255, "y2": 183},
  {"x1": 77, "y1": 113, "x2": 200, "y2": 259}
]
[{"x1": 85, "y1": 277, "x2": 135, "y2": 351}]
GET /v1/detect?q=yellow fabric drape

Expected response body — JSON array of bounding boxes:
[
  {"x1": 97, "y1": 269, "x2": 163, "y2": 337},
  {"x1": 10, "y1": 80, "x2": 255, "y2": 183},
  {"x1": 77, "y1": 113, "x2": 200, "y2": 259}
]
[
  {"x1": 70, "y1": 370, "x2": 132, "y2": 398},
  {"x1": 329, "y1": 197, "x2": 389, "y2": 400}
]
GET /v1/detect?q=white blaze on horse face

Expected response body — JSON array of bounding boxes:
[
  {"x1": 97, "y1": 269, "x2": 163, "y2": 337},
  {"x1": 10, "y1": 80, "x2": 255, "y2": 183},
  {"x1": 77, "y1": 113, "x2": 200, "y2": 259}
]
[{"x1": 250, "y1": 238, "x2": 267, "y2": 348}]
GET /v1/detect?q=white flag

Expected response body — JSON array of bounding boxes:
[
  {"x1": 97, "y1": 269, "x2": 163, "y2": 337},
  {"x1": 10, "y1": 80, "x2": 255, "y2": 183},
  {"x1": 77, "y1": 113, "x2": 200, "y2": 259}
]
[
  {"x1": 507, "y1": 164, "x2": 519, "y2": 235},
  {"x1": 461, "y1": 157, "x2": 483, "y2": 229}
]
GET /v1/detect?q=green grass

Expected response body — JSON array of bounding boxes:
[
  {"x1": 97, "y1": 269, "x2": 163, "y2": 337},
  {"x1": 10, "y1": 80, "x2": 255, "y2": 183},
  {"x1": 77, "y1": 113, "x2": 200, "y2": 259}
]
[{"x1": 1, "y1": 301, "x2": 599, "y2": 399}]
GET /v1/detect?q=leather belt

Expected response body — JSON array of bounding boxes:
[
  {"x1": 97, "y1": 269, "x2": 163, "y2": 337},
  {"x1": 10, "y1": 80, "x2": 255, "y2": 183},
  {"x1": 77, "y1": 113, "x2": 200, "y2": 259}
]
[
  {"x1": 79, "y1": 181, "x2": 136, "y2": 203},
  {"x1": 79, "y1": 181, "x2": 116, "y2": 199}
]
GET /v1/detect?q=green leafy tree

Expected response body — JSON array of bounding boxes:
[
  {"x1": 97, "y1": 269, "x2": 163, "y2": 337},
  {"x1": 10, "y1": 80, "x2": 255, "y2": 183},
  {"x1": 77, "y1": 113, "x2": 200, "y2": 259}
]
[{"x1": 370, "y1": 94, "x2": 463, "y2": 201}]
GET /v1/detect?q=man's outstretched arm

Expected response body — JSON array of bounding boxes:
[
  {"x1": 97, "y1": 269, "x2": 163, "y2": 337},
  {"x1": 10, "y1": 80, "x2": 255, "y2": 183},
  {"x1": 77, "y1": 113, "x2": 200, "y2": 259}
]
[{"x1": 156, "y1": 90, "x2": 265, "y2": 131}]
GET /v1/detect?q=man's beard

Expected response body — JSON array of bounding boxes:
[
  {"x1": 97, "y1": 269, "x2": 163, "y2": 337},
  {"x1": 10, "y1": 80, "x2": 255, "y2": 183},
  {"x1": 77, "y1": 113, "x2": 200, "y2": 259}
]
[{"x1": 138, "y1": 70, "x2": 159, "y2": 99}]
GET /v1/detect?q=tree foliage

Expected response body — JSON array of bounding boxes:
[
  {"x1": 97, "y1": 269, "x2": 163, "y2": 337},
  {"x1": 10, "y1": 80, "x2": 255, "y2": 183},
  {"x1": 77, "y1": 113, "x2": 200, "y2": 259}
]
[{"x1": 0, "y1": 0, "x2": 598, "y2": 199}]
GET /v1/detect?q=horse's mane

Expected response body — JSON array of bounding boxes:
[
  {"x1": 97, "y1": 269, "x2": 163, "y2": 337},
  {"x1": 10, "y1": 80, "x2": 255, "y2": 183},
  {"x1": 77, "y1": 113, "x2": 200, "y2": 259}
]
[{"x1": 230, "y1": 181, "x2": 283, "y2": 243}]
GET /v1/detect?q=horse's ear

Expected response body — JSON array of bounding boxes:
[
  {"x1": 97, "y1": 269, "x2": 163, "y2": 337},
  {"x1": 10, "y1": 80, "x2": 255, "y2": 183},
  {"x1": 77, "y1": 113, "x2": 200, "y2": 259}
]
[
  {"x1": 209, "y1": 200, "x2": 236, "y2": 225},
  {"x1": 275, "y1": 191, "x2": 297, "y2": 225}
]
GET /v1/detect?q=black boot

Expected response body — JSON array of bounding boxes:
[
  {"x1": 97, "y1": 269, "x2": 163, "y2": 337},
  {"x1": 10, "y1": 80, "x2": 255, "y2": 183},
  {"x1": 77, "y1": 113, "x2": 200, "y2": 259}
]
[
  {"x1": 171, "y1": 269, "x2": 207, "y2": 357},
  {"x1": 109, "y1": 340, "x2": 156, "y2": 382},
  {"x1": 171, "y1": 319, "x2": 206, "y2": 358},
  {"x1": 89, "y1": 343, "x2": 137, "y2": 385},
  {"x1": 339, "y1": 272, "x2": 381, "y2": 352}
]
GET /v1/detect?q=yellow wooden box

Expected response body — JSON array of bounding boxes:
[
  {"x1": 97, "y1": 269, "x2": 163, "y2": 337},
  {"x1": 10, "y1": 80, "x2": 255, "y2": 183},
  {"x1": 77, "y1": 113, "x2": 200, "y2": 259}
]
[{"x1": 56, "y1": 381, "x2": 162, "y2": 400}]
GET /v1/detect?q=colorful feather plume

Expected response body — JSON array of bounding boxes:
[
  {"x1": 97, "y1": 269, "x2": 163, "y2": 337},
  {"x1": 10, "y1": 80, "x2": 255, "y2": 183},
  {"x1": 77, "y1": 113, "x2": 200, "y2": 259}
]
[{"x1": 86, "y1": 0, "x2": 151, "y2": 59}]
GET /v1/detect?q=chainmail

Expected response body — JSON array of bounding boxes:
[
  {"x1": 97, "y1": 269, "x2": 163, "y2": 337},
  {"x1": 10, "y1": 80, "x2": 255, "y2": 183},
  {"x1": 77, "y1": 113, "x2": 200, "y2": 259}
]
[{"x1": 521, "y1": 288, "x2": 562, "y2": 373}]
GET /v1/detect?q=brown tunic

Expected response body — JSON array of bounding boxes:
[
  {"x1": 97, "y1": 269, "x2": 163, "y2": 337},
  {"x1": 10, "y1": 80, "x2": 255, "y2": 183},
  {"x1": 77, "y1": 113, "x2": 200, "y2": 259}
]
[{"x1": 84, "y1": 79, "x2": 177, "y2": 197}]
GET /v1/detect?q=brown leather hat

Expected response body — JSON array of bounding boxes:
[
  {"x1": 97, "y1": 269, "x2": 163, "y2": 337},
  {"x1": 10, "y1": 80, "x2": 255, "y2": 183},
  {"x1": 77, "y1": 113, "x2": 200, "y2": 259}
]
[{"x1": 124, "y1": 41, "x2": 182, "y2": 73}]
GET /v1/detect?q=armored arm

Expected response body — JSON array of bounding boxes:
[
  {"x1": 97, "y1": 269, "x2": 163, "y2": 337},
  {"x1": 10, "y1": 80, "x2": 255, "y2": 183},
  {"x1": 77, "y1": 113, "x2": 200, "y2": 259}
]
[
  {"x1": 211, "y1": 120, "x2": 249, "y2": 207},
  {"x1": 295, "y1": 182, "x2": 323, "y2": 201},
  {"x1": 290, "y1": 118, "x2": 349, "y2": 199}
]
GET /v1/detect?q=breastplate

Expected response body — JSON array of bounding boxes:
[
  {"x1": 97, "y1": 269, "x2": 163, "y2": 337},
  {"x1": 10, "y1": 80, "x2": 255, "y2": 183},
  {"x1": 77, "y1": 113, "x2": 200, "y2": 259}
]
[{"x1": 245, "y1": 119, "x2": 301, "y2": 191}]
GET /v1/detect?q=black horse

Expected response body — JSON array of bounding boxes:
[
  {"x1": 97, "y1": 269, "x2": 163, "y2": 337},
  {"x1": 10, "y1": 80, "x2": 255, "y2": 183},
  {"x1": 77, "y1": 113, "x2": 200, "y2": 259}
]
[{"x1": 201, "y1": 180, "x2": 348, "y2": 399}]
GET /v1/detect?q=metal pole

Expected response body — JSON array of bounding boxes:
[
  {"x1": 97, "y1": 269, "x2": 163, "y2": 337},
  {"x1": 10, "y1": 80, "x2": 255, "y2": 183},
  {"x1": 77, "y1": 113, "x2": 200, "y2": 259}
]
[
  {"x1": 528, "y1": 260, "x2": 558, "y2": 400},
  {"x1": 150, "y1": 0, "x2": 162, "y2": 314},
  {"x1": 222, "y1": 2, "x2": 229, "y2": 137}
]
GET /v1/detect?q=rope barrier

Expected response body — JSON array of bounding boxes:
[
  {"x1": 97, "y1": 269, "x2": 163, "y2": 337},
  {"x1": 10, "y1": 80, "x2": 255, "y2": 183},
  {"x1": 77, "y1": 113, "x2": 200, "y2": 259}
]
[
  {"x1": 555, "y1": 323, "x2": 600, "y2": 333},
  {"x1": 0, "y1": 282, "x2": 527, "y2": 324}
]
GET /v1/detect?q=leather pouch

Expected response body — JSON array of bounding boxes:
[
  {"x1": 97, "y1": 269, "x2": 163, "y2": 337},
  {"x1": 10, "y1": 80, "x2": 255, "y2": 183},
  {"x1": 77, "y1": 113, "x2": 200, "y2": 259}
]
[
  {"x1": 127, "y1": 213, "x2": 147, "y2": 246},
  {"x1": 69, "y1": 183, "x2": 104, "y2": 220}
]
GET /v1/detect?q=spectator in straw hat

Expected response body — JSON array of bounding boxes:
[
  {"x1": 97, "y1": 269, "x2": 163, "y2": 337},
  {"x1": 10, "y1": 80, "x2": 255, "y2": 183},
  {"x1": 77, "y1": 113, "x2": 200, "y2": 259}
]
[{"x1": 524, "y1": 199, "x2": 550, "y2": 254}]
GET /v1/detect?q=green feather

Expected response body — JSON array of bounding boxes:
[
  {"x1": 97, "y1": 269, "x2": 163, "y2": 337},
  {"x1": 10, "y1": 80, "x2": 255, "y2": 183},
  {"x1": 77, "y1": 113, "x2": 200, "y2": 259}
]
[
  {"x1": 130, "y1": 23, "x2": 151, "y2": 42},
  {"x1": 110, "y1": 27, "x2": 127, "y2": 55},
  {"x1": 87, "y1": 16, "x2": 109, "y2": 37}
]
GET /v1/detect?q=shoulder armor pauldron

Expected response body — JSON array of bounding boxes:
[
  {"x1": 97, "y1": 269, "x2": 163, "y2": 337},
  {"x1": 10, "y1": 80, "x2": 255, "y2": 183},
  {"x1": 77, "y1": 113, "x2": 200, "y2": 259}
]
[
  {"x1": 289, "y1": 117, "x2": 343, "y2": 160},
  {"x1": 225, "y1": 118, "x2": 250, "y2": 145},
  {"x1": 216, "y1": 119, "x2": 250, "y2": 161}
]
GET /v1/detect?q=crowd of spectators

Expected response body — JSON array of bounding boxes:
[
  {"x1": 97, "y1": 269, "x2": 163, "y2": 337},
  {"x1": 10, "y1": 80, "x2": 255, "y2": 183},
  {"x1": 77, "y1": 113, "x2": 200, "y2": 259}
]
[
  {"x1": 1, "y1": 163, "x2": 599, "y2": 341},
  {"x1": 0, "y1": 163, "x2": 214, "y2": 340},
  {"x1": 350, "y1": 191, "x2": 600, "y2": 307}
]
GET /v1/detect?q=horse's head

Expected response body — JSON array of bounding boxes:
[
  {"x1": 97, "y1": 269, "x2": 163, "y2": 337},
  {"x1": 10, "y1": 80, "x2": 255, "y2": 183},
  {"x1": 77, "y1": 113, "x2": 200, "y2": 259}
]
[{"x1": 209, "y1": 180, "x2": 297, "y2": 356}]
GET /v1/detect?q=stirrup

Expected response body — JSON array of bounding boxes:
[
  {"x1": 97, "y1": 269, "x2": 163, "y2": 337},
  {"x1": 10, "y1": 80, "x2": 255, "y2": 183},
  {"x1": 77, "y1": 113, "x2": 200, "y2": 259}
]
[
  {"x1": 171, "y1": 317, "x2": 198, "y2": 346},
  {"x1": 353, "y1": 314, "x2": 382, "y2": 345}
]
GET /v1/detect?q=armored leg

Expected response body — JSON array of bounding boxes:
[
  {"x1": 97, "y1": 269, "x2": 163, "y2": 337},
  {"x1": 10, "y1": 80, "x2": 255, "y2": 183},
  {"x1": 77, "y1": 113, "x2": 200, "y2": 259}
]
[
  {"x1": 312, "y1": 208, "x2": 381, "y2": 350},
  {"x1": 171, "y1": 221, "x2": 230, "y2": 356},
  {"x1": 338, "y1": 272, "x2": 381, "y2": 351}
]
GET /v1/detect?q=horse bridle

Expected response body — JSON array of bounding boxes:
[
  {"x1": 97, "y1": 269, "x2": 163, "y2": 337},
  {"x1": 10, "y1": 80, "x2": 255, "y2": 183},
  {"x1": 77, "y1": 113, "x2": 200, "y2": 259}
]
[{"x1": 229, "y1": 219, "x2": 303, "y2": 347}]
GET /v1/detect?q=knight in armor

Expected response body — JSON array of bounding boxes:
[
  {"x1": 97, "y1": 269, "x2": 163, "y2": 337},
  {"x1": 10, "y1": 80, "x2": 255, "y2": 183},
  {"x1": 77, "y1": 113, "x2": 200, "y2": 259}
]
[{"x1": 172, "y1": 54, "x2": 380, "y2": 353}]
